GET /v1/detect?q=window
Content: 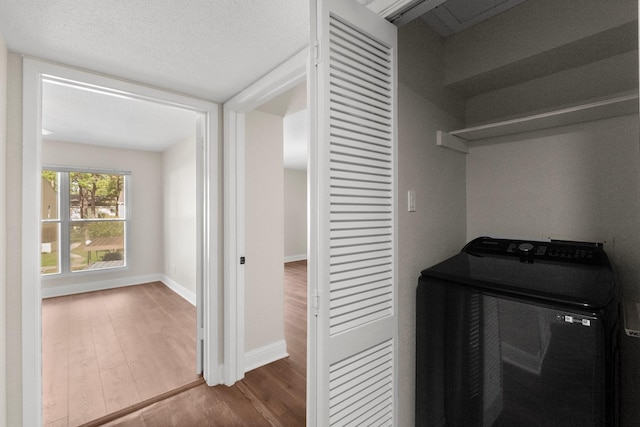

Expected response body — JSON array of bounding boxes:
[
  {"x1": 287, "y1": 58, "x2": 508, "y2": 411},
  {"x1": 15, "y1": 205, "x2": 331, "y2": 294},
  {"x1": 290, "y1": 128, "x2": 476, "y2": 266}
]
[{"x1": 41, "y1": 168, "x2": 129, "y2": 275}]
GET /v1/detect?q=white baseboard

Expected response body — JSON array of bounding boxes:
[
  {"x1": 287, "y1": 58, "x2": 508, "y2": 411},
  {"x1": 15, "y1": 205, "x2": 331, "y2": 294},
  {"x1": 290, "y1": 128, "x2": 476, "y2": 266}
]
[
  {"x1": 41, "y1": 273, "x2": 196, "y2": 306},
  {"x1": 244, "y1": 340, "x2": 289, "y2": 373},
  {"x1": 41, "y1": 274, "x2": 162, "y2": 298},
  {"x1": 284, "y1": 254, "x2": 307, "y2": 263},
  {"x1": 161, "y1": 274, "x2": 196, "y2": 306}
]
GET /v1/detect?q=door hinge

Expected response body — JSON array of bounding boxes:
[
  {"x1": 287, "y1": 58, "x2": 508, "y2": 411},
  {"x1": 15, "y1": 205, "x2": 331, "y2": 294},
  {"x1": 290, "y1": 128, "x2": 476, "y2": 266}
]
[
  {"x1": 312, "y1": 289, "x2": 320, "y2": 315},
  {"x1": 240, "y1": 256, "x2": 246, "y2": 265},
  {"x1": 313, "y1": 39, "x2": 321, "y2": 65}
]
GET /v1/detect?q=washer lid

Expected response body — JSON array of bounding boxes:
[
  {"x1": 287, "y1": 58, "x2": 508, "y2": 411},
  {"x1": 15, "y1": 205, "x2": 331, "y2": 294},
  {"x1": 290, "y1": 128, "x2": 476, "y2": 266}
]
[
  {"x1": 421, "y1": 238, "x2": 617, "y2": 310},
  {"x1": 463, "y1": 236, "x2": 608, "y2": 266}
]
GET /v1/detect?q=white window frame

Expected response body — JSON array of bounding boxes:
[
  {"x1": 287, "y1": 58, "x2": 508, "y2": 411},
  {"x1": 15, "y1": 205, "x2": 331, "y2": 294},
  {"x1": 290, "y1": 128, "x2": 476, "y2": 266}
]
[{"x1": 41, "y1": 167, "x2": 131, "y2": 277}]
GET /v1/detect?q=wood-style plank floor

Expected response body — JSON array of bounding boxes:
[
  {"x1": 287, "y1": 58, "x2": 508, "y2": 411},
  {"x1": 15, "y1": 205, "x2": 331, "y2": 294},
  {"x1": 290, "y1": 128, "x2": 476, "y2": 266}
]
[
  {"x1": 44, "y1": 261, "x2": 307, "y2": 426},
  {"x1": 42, "y1": 281, "x2": 201, "y2": 426}
]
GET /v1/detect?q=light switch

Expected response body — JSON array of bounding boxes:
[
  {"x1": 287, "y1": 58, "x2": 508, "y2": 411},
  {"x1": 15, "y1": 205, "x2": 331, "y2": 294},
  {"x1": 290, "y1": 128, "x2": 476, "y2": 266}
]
[{"x1": 408, "y1": 190, "x2": 416, "y2": 212}]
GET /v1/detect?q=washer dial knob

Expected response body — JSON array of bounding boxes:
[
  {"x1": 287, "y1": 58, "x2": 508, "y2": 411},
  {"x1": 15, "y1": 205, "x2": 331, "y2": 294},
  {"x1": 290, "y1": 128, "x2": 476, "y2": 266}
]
[{"x1": 518, "y1": 242, "x2": 535, "y2": 253}]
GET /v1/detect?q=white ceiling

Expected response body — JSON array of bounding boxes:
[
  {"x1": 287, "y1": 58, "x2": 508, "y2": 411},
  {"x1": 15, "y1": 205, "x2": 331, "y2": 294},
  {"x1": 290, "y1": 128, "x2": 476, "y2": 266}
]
[
  {"x1": 0, "y1": 1, "x2": 309, "y2": 153},
  {"x1": 257, "y1": 82, "x2": 308, "y2": 170},
  {"x1": 0, "y1": 1, "x2": 309, "y2": 103},
  {"x1": 42, "y1": 80, "x2": 198, "y2": 152},
  {"x1": 0, "y1": 0, "x2": 525, "y2": 155}
]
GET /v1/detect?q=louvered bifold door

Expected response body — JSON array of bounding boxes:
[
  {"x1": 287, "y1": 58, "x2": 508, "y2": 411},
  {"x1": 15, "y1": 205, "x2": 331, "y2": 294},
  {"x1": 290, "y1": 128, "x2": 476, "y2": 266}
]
[{"x1": 310, "y1": 1, "x2": 398, "y2": 425}]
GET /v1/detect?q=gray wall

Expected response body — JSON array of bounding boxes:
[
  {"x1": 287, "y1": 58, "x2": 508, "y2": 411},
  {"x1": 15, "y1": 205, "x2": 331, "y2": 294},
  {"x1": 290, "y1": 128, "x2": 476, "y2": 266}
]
[
  {"x1": 0, "y1": 30, "x2": 7, "y2": 427},
  {"x1": 396, "y1": 20, "x2": 468, "y2": 427},
  {"x1": 244, "y1": 109, "x2": 285, "y2": 354},
  {"x1": 162, "y1": 135, "x2": 197, "y2": 295},
  {"x1": 283, "y1": 168, "x2": 307, "y2": 261}
]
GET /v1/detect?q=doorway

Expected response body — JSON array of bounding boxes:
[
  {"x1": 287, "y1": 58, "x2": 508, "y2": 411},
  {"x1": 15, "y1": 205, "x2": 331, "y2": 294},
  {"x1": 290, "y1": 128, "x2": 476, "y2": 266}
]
[
  {"x1": 228, "y1": 66, "x2": 309, "y2": 421},
  {"x1": 40, "y1": 79, "x2": 202, "y2": 425},
  {"x1": 222, "y1": 48, "x2": 307, "y2": 384},
  {"x1": 21, "y1": 58, "x2": 219, "y2": 427}
]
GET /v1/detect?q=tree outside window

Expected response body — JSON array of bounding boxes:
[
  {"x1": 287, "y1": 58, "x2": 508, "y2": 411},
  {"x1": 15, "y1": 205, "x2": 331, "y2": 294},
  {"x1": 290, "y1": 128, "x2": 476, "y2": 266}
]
[{"x1": 41, "y1": 169, "x2": 128, "y2": 275}]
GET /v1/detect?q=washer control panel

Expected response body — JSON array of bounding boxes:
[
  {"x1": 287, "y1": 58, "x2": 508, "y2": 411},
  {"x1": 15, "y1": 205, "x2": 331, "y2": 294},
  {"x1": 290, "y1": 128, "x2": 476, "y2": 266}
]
[{"x1": 464, "y1": 237, "x2": 605, "y2": 265}]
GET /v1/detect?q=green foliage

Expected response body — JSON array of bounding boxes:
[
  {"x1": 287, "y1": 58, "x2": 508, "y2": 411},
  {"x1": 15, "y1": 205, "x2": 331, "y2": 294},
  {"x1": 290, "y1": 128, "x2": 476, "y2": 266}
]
[
  {"x1": 70, "y1": 221, "x2": 124, "y2": 242},
  {"x1": 40, "y1": 251, "x2": 58, "y2": 267},
  {"x1": 70, "y1": 172, "x2": 124, "y2": 218},
  {"x1": 41, "y1": 170, "x2": 58, "y2": 192}
]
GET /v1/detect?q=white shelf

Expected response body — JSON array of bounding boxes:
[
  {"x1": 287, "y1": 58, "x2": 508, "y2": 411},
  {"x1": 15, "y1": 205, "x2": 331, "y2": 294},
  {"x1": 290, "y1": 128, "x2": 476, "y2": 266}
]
[{"x1": 437, "y1": 92, "x2": 639, "y2": 153}]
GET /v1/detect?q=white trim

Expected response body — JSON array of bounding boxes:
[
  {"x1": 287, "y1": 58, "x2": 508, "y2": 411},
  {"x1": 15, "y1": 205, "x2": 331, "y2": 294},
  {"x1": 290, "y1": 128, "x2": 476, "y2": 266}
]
[
  {"x1": 41, "y1": 274, "x2": 161, "y2": 299},
  {"x1": 284, "y1": 254, "x2": 308, "y2": 263},
  {"x1": 22, "y1": 58, "x2": 43, "y2": 427},
  {"x1": 40, "y1": 273, "x2": 197, "y2": 306},
  {"x1": 161, "y1": 275, "x2": 197, "y2": 306},
  {"x1": 22, "y1": 57, "x2": 220, "y2": 426},
  {"x1": 244, "y1": 340, "x2": 289, "y2": 373},
  {"x1": 223, "y1": 48, "x2": 308, "y2": 385}
]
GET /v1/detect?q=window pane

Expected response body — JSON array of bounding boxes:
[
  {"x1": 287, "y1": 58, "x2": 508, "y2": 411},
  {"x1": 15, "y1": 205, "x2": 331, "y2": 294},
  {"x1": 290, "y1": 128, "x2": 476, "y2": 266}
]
[
  {"x1": 70, "y1": 221, "x2": 125, "y2": 271},
  {"x1": 41, "y1": 170, "x2": 59, "y2": 220},
  {"x1": 70, "y1": 172, "x2": 125, "y2": 219},
  {"x1": 41, "y1": 222, "x2": 60, "y2": 275}
]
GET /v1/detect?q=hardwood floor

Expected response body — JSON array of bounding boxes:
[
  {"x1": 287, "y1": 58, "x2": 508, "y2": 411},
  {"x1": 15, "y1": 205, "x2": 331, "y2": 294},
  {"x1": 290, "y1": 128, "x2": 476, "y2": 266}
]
[
  {"x1": 44, "y1": 261, "x2": 308, "y2": 426},
  {"x1": 42, "y1": 282, "x2": 201, "y2": 426},
  {"x1": 102, "y1": 260, "x2": 307, "y2": 426}
]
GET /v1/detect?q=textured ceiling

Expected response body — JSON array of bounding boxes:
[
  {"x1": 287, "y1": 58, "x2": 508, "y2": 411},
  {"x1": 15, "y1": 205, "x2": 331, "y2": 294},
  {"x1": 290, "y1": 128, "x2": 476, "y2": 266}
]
[
  {"x1": 42, "y1": 80, "x2": 198, "y2": 152},
  {"x1": 0, "y1": 0, "x2": 309, "y2": 154},
  {"x1": 0, "y1": 0, "x2": 309, "y2": 103}
]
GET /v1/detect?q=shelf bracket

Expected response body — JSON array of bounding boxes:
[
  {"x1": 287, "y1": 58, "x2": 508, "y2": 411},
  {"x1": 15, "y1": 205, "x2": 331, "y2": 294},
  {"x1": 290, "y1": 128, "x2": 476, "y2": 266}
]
[{"x1": 437, "y1": 130, "x2": 468, "y2": 154}]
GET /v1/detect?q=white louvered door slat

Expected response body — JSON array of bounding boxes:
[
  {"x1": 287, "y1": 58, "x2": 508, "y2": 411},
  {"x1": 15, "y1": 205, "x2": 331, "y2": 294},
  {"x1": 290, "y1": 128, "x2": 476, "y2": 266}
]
[{"x1": 310, "y1": 0, "x2": 397, "y2": 425}]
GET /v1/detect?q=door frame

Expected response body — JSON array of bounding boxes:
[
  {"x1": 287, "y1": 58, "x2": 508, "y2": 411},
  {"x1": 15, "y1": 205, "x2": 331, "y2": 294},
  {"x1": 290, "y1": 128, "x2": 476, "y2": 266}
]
[
  {"x1": 222, "y1": 48, "x2": 307, "y2": 384},
  {"x1": 22, "y1": 57, "x2": 220, "y2": 426}
]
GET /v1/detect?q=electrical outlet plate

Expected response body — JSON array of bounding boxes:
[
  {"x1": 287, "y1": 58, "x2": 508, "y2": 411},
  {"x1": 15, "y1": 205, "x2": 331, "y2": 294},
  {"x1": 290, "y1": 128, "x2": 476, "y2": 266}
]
[{"x1": 408, "y1": 190, "x2": 416, "y2": 212}]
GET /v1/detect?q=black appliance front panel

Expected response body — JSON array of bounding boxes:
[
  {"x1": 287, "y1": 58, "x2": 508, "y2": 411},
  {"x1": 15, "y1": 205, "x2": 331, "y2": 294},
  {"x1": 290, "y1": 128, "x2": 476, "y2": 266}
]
[{"x1": 416, "y1": 276, "x2": 608, "y2": 427}]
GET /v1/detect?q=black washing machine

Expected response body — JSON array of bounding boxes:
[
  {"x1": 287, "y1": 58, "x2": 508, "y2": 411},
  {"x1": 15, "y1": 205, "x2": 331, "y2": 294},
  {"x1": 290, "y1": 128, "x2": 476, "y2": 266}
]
[{"x1": 416, "y1": 237, "x2": 620, "y2": 426}]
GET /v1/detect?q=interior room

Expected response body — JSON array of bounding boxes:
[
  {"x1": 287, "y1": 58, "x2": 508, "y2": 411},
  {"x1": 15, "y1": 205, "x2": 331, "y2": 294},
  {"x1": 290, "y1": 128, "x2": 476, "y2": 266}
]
[
  {"x1": 39, "y1": 81, "x2": 202, "y2": 425},
  {"x1": 1, "y1": 0, "x2": 640, "y2": 426}
]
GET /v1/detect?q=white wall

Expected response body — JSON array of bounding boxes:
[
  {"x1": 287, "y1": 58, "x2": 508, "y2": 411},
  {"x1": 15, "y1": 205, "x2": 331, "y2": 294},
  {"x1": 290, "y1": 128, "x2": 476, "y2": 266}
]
[
  {"x1": 162, "y1": 135, "x2": 197, "y2": 300},
  {"x1": 396, "y1": 19, "x2": 468, "y2": 427},
  {"x1": 283, "y1": 108, "x2": 308, "y2": 171},
  {"x1": 396, "y1": 82, "x2": 467, "y2": 427},
  {"x1": 443, "y1": 0, "x2": 637, "y2": 87},
  {"x1": 467, "y1": 115, "x2": 640, "y2": 293},
  {"x1": 0, "y1": 30, "x2": 8, "y2": 427},
  {"x1": 6, "y1": 51, "x2": 23, "y2": 427},
  {"x1": 244, "y1": 109, "x2": 285, "y2": 356},
  {"x1": 283, "y1": 168, "x2": 306, "y2": 261},
  {"x1": 398, "y1": 19, "x2": 465, "y2": 119},
  {"x1": 41, "y1": 140, "x2": 164, "y2": 293},
  {"x1": 445, "y1": 0, "x2": 637, "y2": 126}
]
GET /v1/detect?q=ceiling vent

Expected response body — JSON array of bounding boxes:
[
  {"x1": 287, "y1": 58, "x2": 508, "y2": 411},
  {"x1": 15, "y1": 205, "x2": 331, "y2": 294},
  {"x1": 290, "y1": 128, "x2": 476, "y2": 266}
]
[
  {"x1": 380, "y1": 0, "x2": 529, "y2": 34},
  {"x1": 421, "y1": 0, "x2": 529, "y2": 36}
]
